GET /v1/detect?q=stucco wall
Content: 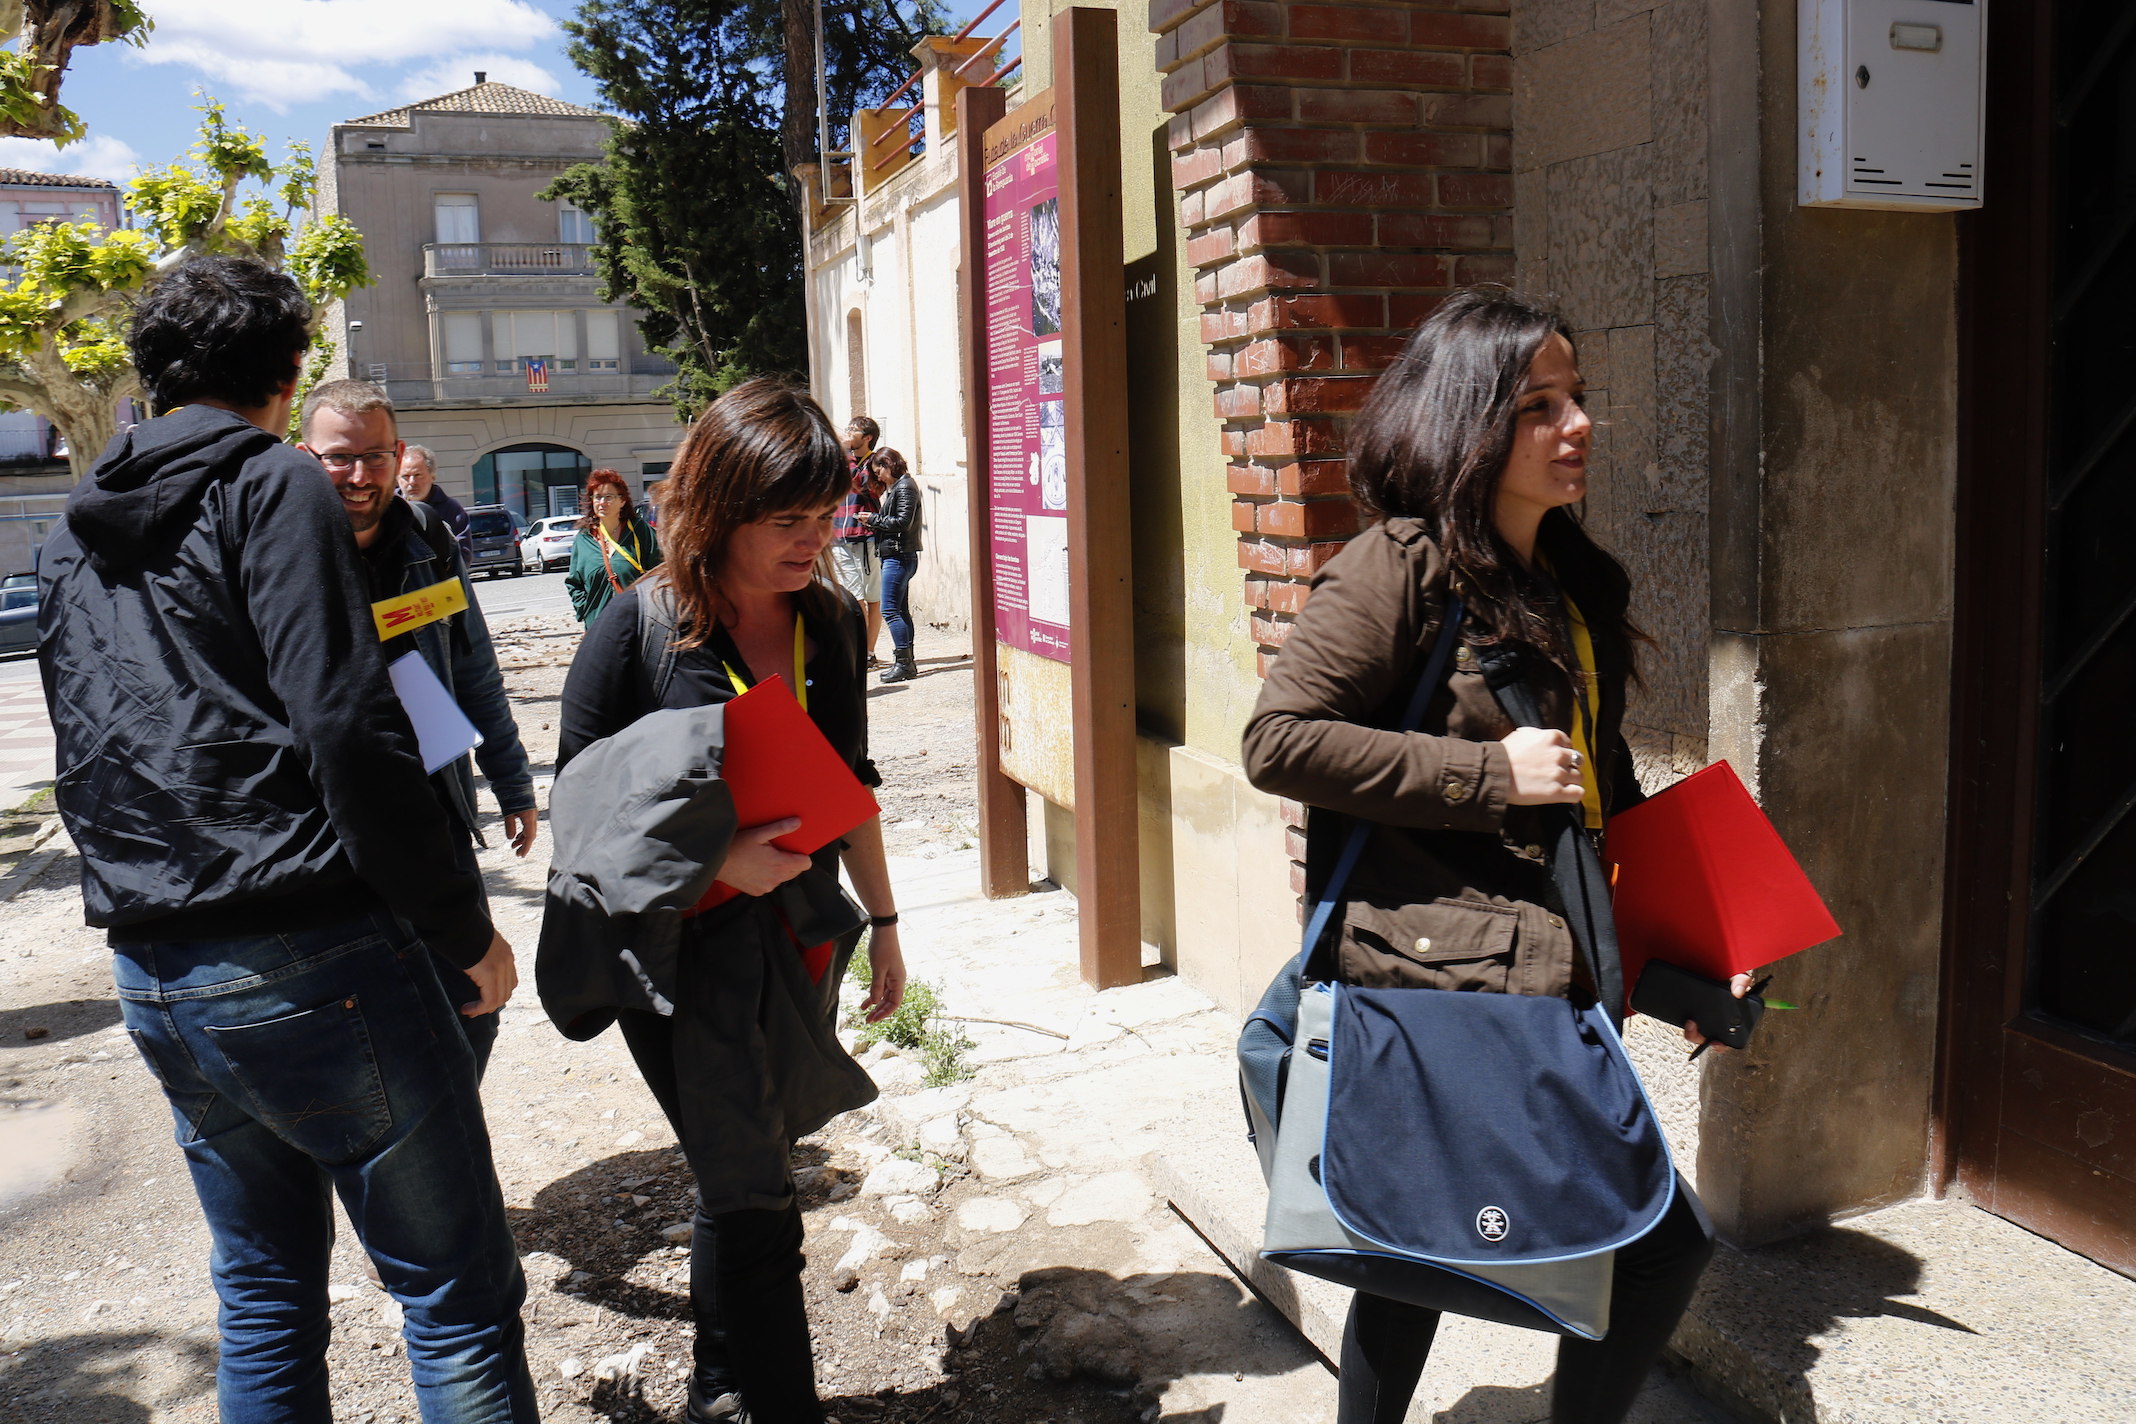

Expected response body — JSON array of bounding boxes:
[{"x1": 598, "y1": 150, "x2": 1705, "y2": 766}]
[
  {"x1": 331, "y1": 111, "x2": 614, "y2": 376},
  {"x1": 806, "y1": 142, "x2": 973, "y2": 634}
]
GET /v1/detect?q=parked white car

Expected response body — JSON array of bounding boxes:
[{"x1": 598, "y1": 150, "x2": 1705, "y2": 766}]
[{"x1": 521, "y1": 515, "x2": 578, "y2": 573}]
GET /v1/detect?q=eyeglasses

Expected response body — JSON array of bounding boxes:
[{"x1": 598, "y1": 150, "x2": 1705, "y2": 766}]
[
  {"x1": 309, "y1": 449, "x2": 397, "y2": 473},
  {"x1": 590, "y1": 492, "x2": 624, "y2": 504}
]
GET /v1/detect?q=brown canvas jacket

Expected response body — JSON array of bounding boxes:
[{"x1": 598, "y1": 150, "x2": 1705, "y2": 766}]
[{"x1": 1242, "y1": 515, "x2": 1643, "y2": 997}]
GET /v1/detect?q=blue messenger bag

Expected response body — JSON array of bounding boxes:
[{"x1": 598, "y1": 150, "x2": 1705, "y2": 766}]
[{"x1": 1238, "y1": 600, "x2": 1676, "y2": 1340}]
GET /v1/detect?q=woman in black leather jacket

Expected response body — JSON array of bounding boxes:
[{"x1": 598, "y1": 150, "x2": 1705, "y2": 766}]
[{"x1": 865, "y1": 447, "x2": 923, "y2": 682}]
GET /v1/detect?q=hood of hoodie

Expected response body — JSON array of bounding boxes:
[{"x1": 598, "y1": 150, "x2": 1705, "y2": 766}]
[{"x1": 67, "y1": 406, "x2": 283, "y2": 574}]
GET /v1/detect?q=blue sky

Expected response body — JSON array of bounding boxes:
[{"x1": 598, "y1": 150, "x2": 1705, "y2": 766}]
[{"x1": 0, "y1": 0, "x2": 997, "y2": 188}]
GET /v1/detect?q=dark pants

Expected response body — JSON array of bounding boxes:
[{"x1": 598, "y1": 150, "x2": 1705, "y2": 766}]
[
  {"x1": 618, "y1": 1008, "x2": 823, "y2": 1424},
  {"x1": 880, "y1": 550, "x2": 919, "y2": 652},
  {"x1": 1336, "y1": 1185, "x2": 1714, "y2": 1424},
  {"x1": 112, "y1": 911, "x2": 537, "y2": 1424}
]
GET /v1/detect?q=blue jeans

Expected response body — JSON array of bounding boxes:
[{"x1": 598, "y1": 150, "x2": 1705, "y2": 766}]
[
  {"x1": 881, "y1": 550, "x2": 919, "y2": 652},
  {"x1": 112, "y1": 910, "x2": 537, "y2": 1424}
]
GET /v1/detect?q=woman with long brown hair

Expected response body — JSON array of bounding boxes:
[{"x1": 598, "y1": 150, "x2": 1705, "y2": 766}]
[
  {"x1": 554, "y1": 378, "x2": 906, "y2": 1423},
  {"x1": 564, "y1": 466, "x2": 661, "y2": 625},
  {"x1": 1243, "y1": 287, "x2": 1742, "y2": 1424}
]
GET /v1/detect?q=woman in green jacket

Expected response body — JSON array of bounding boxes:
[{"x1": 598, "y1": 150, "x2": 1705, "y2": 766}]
[{"x1": 566, "y1": 467, "x2": 662, "y2": 626}]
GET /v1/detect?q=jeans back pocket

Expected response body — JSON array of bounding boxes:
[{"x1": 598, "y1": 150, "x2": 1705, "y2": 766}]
[{"x1": 205, "y1": 995, "x2": 393, "y2": 1164}]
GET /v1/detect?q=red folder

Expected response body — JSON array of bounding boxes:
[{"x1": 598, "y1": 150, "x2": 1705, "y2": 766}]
[
  {"x1": 691, "y1": 675, "x2": 880, "y2": 912},
  {"x1": 1605, "y1": 760, "x2": 1839, "y2": 1006}
]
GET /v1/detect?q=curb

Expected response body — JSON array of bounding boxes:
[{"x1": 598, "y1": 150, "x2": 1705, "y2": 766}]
[{"x1": 0, "y1": 817, "x2": 67, "y2": 902}]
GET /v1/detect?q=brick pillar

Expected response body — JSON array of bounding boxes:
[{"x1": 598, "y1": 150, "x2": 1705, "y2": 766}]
[
  {"x1": 1149, "y1": 0, "x2": 1513, "y2": 896},
  {"x1": 1149, "y1": 0, "x2": 1513, "y2": 675}
]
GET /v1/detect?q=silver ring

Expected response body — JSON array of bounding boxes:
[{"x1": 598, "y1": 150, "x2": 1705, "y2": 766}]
[{"x1": 1568, "y1": 752, "x2": 1581, "y2": 770}]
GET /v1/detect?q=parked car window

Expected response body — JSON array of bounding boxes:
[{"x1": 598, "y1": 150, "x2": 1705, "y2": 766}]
[
  {"x1": 1, "y1": 587, "x2": 34, "y2": 610},
  {"x1": 469, "y1": 511, "x2": 519, "y2": 539}
]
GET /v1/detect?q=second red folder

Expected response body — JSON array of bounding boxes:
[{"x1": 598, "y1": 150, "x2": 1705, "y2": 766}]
[{"x1": 692, "y1": 675, "x2": 880, "y2": 912}]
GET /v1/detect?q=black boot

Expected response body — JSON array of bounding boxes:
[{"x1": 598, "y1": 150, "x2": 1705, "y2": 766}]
[{"x1": 879, "y1": 647, "x2": 917, "y2": 683}]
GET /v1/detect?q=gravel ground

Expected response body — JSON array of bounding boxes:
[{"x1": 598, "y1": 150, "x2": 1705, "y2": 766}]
[{"x1": 0, "y1": 618, "x2": 1163, "y2": 1424}]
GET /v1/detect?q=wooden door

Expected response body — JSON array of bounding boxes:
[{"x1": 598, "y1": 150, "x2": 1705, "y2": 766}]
[{"x1": 1947, "y1": 0, "x2": 2136, "y2": 1273}]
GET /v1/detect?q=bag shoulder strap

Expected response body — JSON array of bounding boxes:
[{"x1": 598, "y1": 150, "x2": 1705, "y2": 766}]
[
  {"x1": 404, "y1": 499, "x2": 470, "y2": 654},
  {"x1": 636, "y1": 579, "x2": 683, "y2": 708},
  {"x1": 1300, "y1": 598, "x2": 1467, "y2": 961}
]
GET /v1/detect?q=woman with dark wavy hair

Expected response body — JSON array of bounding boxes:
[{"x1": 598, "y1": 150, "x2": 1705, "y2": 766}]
[
  {"x1": 565, "y1": 466, "x2": 661, "y2": 625},
  {"x1": 1244, "y1": 287, "x2": 1742, "y2": 1424},
  {"x1": 555, "y1": 378, "x2": 906, "y2": 1424}
]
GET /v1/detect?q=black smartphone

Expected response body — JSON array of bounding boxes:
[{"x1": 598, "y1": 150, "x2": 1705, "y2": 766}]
[{"x1": 1630, "y1": 960, "x2": 1765, "y2": 1051}]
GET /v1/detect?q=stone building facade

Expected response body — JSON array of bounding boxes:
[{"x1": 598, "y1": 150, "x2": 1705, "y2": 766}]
[{"x1": 320, "y1": 79, "x2": 684, "y2": 524}]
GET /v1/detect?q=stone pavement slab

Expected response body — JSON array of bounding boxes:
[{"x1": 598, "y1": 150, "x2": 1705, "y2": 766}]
[
  {"x1": 885, "y1": 847, "x2": 1737, "y2": 1424},
  {"x1": 0, "y1": 671, "x2": 53, "y2": 812}
]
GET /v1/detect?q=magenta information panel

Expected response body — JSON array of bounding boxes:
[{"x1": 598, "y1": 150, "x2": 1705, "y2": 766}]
[{"x1": 981, "y1": 128, "x2": 1070, "y2": 663}]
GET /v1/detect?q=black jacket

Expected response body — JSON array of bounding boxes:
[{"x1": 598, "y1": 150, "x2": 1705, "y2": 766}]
[
  {"x1": 36, "y1": 406, "x2": 493, "y2": 967},
  {"x1": 361, "y1": 498, "x2": 537, "y2": 833},
  {"x1": 870, "y1": 474, "x2": 922, "y2": 557}
]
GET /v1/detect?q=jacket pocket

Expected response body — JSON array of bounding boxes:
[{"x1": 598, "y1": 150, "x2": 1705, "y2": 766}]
[
  {"x1": 205, "y1": 995, "x2": 393, "y2": 1164},
  {"x1": 1337, "y1": 898, "x2": 1520, "y2": 992}
]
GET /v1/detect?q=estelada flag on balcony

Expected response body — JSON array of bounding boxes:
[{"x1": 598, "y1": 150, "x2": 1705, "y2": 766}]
[
  {"x1": 525, "y1": 357, "x2": 549, "y2": 392},
  {"x1": 1604, "y1": 760, "x2": 1840, "y2": 1006}
]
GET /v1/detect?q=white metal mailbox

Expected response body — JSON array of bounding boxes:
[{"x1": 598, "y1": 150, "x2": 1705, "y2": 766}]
[{"x1": 1800, "y1": 0, "x2": 1986, "y2": 211}]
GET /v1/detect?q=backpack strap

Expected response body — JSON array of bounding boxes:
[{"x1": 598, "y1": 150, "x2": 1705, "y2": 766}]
[
  {"x1": 635, "y1": 578, "x2": 683, "y2": 708},
  {"x1": 1299, "y1": 598, "x2": 1467, "y2": 963},
  {"x1": 404, "y1": 499, "x2": 469, "y2": 655}
]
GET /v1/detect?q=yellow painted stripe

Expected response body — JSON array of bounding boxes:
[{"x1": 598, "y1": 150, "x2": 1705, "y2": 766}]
[{"x1": 371, "y1": 576, "x2": 467, "y2": 642}]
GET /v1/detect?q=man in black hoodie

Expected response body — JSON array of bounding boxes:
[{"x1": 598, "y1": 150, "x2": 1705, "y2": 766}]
[{"x1": 37, "y1": 256, "x2": 539, "y2": 1422}]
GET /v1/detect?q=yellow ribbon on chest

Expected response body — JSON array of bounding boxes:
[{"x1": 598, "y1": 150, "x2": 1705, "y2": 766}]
[{"x1": 370, "y1": 576, "x2": 467, "y2": 642}]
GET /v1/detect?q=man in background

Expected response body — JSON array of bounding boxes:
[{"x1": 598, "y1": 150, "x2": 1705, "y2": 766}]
[
  {"x1": 302, "y1": 378, "x2": 541, "y2": 1075},
  {"x1": 399, "y1": 441, "x2": 470, "y2": 549},
  {"x1": 37, "y1": 255, "x2": 538, "y2": 1421}
]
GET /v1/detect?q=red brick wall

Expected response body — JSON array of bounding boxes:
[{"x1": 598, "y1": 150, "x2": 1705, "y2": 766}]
[{"x1": 1148, "y1": 0, "x2": 1514, "y2": 675}]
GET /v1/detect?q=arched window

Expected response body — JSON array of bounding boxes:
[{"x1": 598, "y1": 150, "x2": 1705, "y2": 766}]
[
  {"x1": 473, "y1": 442, "x2": 592, "y2": 523},
  {"x1": 845, "y1": 309, "x2": 866, "y2": 420}
]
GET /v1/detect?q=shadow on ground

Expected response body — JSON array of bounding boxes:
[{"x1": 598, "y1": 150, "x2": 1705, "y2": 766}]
[
  {"x1": 0, "y1": 995, "x2": 122, "y2": 1045},
  {"x1": 508, "y1": 1153, "x2": 1308, "y2": 1421},
  {"x1": 0, "y1": 1328, "x2": 215, "y2": 1423}
]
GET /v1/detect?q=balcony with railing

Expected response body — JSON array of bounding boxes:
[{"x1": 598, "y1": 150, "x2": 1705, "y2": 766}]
[
  {"x1": 423, "y1": 242, "x2": 599, "y2": 279},
  {"x1": 363, "y1": 358, "x2": 676, "y2": 407}
]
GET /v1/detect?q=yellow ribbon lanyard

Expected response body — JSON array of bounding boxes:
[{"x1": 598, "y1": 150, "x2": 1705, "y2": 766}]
[
  {"x1": 722, "y1": 613, "x2": 809, "y2": 713},
  {"x1": 370, "y1": 576, "x2": 467, "y2": 641},
  {"x1": 1560, "y1": 591, "x2": 1603, "y2": 831},
  {"x1": 601, "y1": 524, "x2": 645, "y2": 576}
]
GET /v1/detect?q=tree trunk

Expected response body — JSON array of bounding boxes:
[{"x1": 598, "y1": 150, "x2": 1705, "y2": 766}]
[
  {"x1": 780, "y1": 0, "x2": 816, "y2": 177},
  {"x1": 6, "y1": 340, "x2": 130, "y2": 482}
]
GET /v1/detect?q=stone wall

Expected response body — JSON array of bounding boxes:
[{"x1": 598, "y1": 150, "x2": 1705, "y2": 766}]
[{"x1": 1512, "y1": 0, "x2": 1711, "y2": 785}]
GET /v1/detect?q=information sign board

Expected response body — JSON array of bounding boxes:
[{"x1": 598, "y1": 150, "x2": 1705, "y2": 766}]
[{"x1": 980, "y1": 127, "x2": 1072, "y2": 663}]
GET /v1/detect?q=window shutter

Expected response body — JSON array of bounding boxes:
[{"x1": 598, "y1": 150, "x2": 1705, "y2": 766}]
[
  {"x1": 586, "y1": 310, "x2": 620, "y2": 363},
  {"x1": 442, "y1": 312, "x2": 482, "y2": 366},
  {"x1": 434, "y1": 194, "x2": 479, "y2": 244}
]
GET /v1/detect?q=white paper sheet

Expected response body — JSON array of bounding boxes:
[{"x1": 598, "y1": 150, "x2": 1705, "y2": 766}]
[{"x1": 387, "y1": 651, "x2": 484, "y2": 773}]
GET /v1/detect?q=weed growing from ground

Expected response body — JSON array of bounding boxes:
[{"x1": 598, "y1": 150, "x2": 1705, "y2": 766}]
[{"x1": 847, "y1": 940, "x2": 975, "y2": 1087}]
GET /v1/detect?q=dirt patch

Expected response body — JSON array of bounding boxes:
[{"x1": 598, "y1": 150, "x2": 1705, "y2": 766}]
[{"x1": 0, "y1": 621, "x2": 1172, "y2": 1424}]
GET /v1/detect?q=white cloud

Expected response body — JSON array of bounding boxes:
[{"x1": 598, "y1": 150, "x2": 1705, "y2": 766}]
[
  {"x1": 0, "y1": 135, "x2": 145, "y2": 184},
  {"x1": 129, "y1": 0, "x2": 557, "y2": 112},
  {"x1": 395, "y1": 54, "x2": 564, "y2": 104}
]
